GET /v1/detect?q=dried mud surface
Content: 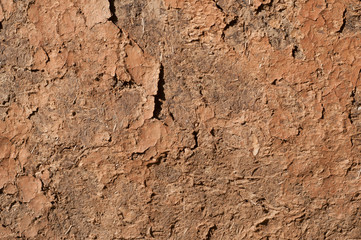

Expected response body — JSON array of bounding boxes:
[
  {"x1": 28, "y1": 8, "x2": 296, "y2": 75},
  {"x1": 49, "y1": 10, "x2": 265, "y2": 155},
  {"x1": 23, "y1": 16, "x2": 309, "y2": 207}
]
[{"x1": 0, "y1": 0, "x2": 361, "y2": 239}]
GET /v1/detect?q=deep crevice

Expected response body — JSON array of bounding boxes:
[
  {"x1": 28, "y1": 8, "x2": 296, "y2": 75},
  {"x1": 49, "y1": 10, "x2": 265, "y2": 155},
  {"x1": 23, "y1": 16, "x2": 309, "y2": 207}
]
[
  {"x1": 292, "y1": 45, "x2": 303, "y2": 59},
  {"x1": 153, "y1": 64, "x2": 165, "y2": 119},
  {"x1": 336, "y1": 9, "x2": 347, "y2": 33},
  {"x1": 224, "y1": 17, "x2": 238, "y2": 31},
  {"x1": 108, "y1": 0, "x2": 118, "y2": 23},
  {"x1": 192, "y1": 131, "x2": 199, "y2": 150},
  {"x1": 222, "y1": 16, "x2": 239, "y2": 40},
  {"x1": 213, "y1": 0, "x2": 224, "y2": 13},
  {"x1": 27, "y1": 107, "x2": 39, "y2": 119},
  {"x1": 320, "y1": 104, "x2": 325, "y2": 120},
  {"x1": 206, "y1": 225, "x2": 217, "y2": 240}
]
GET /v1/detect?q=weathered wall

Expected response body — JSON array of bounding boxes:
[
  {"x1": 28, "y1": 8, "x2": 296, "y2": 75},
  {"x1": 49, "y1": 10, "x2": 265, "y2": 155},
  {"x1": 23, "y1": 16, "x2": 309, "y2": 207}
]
[{"x1": 0, "y1": 0, "x2": 360, "y2": 239}]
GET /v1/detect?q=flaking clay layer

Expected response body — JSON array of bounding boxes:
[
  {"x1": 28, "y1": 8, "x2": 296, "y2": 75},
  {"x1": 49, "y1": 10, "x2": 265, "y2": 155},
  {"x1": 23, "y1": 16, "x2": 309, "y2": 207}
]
[{"x1": 0, "y1": 0, "x2": 360, "y2": 239}]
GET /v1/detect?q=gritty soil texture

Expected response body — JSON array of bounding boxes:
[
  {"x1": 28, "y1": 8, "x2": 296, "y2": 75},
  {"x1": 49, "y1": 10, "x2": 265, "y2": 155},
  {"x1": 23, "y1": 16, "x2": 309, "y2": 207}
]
[{"x1": 0, "y1": 0, "x2": 361, "y2": 239}]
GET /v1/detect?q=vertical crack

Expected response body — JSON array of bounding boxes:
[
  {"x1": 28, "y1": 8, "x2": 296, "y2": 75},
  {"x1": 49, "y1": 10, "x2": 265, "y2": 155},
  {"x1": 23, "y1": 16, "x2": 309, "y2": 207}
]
[
  {"x1": 336, "y1": 9, "x2": 347, "y2": 33},
  {"x1": 108, "y1": 0, "x2": 118, "y2": 23},
  {"x1": 212, "y1": 0, "x2": 224, "y2": 12},
  {"x1": 192, "y1": 130, "x2": 199, "y2": 150},
  {"x1": 153, "y1": 64, "x2": 165, "y2": 119}
]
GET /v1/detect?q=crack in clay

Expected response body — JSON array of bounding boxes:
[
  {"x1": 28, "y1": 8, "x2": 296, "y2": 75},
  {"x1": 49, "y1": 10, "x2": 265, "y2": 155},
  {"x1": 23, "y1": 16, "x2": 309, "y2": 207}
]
[
  {"x1": 2, "y1": 0, "x2": 361, "y2": 239},
  {"x1": 108, "y1": 0, "x2": 118, "y2": 24},
  {"x1": 153, "y1": 64, "x2": 165, "y2": 119},
  {"x1": 192, "y1": 130, "x2": 199, "y2": 150},
  {"x1": 336, "y1": 9, "x2": 347, "y2": 33}
]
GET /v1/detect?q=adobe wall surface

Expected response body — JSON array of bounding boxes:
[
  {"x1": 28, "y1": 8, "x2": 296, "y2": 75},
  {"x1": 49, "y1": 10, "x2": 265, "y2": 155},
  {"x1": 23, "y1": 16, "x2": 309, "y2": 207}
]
[{"x1": 0, "y1": 0, "x2": 360, "y2": 239}]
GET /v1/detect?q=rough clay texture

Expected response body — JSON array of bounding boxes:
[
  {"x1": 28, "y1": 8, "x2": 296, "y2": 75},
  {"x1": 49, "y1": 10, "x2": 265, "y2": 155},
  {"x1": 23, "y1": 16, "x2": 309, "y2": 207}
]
[{"x1": 0, "y1": 0, "x2": 360, "y2": 239}]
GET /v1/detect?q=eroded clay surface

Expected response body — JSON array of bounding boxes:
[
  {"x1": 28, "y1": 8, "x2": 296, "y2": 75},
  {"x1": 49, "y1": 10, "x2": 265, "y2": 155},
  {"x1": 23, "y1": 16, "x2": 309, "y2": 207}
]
[{"x1": 0, "y1": 0, "x2": 360, "y2": 239}]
